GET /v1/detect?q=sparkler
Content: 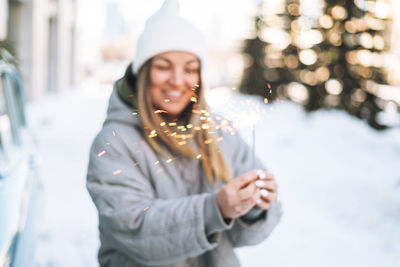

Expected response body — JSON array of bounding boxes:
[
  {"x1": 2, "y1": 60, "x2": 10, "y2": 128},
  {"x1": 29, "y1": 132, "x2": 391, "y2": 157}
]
[
  {"x1": 142, "y1": 84, "x2": 272, "y2": 170},
  {"x1": 225, "y1": 98, "x2": 262, "y2": 169},
  {"x1": 217, "y1": 85, "x2": 272, "y2": 169},
  {"x1": 252, "y1": 124, "x2": 256, "y2": 169},
  {"x1": 221, "y1": 96, "x2": 271, "y2": 169}
]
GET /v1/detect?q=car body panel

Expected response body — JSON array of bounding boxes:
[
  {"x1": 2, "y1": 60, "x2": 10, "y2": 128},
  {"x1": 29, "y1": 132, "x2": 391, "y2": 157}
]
[{"x1": 0, "y1": 60, "x2": 40, "y2": 267}]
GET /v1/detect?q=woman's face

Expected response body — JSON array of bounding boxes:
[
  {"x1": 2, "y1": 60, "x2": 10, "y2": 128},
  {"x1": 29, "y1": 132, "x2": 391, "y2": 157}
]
[{"x1": 149, "y1": 51, "x2": 200, "y2": 118}]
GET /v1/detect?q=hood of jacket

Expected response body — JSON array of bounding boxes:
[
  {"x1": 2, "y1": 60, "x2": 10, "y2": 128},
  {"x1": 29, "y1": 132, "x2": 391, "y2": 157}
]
[{"x1": 103, "y1": 63, "x2": 140, "y2": 127}]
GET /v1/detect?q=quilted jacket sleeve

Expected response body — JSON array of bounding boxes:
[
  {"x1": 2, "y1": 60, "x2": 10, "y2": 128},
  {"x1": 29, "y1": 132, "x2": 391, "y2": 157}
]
[{"x1": 223, "y1": 131, "x2": 283, "y2": 247}]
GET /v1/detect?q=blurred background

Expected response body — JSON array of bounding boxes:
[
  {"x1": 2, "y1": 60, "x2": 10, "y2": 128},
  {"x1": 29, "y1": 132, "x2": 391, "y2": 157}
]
[
  {"x1": 1, "y1": 0, "x2": 400, "y2": 266},
  {"x1": 2, "y1": 0, "x2": 400, "y2": 127}
]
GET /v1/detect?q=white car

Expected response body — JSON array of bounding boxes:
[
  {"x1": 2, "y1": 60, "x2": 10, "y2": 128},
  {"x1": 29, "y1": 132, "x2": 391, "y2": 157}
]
[{"x1": 0, "y1": 59, "x2": 40, "y2": 267}]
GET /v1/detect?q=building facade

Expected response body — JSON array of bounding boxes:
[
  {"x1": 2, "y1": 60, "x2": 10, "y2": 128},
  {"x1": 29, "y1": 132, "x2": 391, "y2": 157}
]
[{"x1": 4, "y1": 0, "x2": 76, "y2": 100}]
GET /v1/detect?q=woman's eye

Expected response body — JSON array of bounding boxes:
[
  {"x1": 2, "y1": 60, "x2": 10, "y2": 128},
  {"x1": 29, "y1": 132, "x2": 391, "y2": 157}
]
[
  {"x1": 155, "y1": 65, "x2": 170, "y2": 71},
  {"x1": 186, "y1": 69, "x2": 199, "y2": 74}
]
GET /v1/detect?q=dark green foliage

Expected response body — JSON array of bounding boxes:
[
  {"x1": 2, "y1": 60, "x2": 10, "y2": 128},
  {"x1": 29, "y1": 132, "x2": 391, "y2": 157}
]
[
  {"x1": 239, "y1": 15, "x2": 271, "y2": 98},
  {"x1": 239, "y1": 0, "x2": 397, "y2": 130},
  {"x1": 0, "y1": 40, "x2": 19, "y2": 66}
]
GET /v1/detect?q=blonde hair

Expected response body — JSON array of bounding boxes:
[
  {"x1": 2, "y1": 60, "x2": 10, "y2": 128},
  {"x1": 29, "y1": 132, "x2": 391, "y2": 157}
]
[{"x1": 137, "y1": 60, "x2": 231, "y2": 184}]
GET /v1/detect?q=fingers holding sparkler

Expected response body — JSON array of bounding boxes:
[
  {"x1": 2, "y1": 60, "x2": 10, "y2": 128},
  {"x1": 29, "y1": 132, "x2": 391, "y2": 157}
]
[
  {"x1": 254, "y1": 170, "x2": 279, "y2": 210},
  {"x1": 256, "y1": 169, "x2": 275, "y2": 180},
  {"x1": 216, "y1": 170, "x2": 263, "y2": 218}
]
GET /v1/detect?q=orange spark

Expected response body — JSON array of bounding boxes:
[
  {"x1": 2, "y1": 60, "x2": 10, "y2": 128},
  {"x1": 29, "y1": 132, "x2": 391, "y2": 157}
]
[
  {"x1": 175, "y1": 134, "x2": 193, "y2": 139},
  {"x1": 178, "y1": 141, "x2": 187, "y2": 146}
]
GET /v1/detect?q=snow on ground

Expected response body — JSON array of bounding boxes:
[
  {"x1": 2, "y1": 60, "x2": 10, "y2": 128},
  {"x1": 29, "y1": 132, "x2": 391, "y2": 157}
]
[
  {"x1": 28, "y1": 79, "x2": 400, "y2": 267},
  {"x1": 208, "y1": 88, "x2": 400, "y2": 267}
]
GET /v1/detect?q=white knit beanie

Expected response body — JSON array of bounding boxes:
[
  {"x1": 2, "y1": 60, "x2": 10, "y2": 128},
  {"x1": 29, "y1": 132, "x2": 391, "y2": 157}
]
[{"x1": 132, "y1": 0, "x2": 207, "y2": 74}]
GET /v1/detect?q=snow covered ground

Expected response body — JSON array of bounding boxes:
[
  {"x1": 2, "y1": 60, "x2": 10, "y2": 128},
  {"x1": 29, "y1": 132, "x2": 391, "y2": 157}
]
[{"x1": 29, "y1": 78, "x2": 400, "y2": 267}]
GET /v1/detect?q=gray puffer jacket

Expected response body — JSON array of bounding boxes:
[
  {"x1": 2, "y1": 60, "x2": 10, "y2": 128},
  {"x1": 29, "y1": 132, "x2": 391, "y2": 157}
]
[{"x1": 86, "y1": 83, "x2": 283, "y2": 267}]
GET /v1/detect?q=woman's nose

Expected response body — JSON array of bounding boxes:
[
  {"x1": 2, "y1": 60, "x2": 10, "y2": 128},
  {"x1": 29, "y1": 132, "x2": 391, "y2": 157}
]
[{"x1": 170, "y1": 68, "x2": 185, "y2": 86}]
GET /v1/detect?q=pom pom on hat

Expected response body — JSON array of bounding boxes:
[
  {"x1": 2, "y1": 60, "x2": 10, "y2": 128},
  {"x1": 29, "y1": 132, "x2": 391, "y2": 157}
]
[{"x1": 132, "y1": 0, "x2": 207, "y2": 74}]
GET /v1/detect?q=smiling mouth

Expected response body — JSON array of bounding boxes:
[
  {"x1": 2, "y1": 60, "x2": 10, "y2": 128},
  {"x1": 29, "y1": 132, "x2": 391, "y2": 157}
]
[{"x1": 165, "y1": 90, "x2": 182, "y2": 97}]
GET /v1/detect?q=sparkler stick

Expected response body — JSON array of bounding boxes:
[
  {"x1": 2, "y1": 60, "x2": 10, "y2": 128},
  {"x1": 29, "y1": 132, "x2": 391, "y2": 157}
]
[{"x1": 252, "y1": 123, "x2": 256, "y2": 169}]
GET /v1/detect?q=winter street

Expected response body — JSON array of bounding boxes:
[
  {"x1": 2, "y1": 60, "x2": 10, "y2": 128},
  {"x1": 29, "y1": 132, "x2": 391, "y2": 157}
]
[
  {"x1": 3, "y1": 0, "x2": 400, "y2": 266},
  {"x1": 29, "y1": 77, "x2": 400, "y2": 267}
]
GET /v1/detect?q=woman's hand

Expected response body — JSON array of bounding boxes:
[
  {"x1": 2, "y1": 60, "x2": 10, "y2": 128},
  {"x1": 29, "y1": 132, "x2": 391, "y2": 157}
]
[
  {"x1": 216, "y1": 170, "x2": 261, "y2": 219},
  {"x1": 254, "y1": 170, "x2": 279, "y2": 210}
]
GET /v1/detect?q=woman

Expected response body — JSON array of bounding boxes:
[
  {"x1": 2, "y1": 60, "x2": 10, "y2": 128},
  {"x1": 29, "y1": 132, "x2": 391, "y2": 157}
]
[{"x1": 86, "y1": 1, "x2": 282, "y2": 266}]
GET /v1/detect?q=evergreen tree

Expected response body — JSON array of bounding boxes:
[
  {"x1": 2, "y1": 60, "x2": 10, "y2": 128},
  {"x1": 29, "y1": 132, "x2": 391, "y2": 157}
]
[
  {"x1": 315, "y1": 0, "x2": 392, "y2": 129},
  {"x1": 239, "y1": 3, "x2": 277, "y2": 100},
  {"x1": 240, "y1": 0, "x2": 396, "y2": 130}
]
